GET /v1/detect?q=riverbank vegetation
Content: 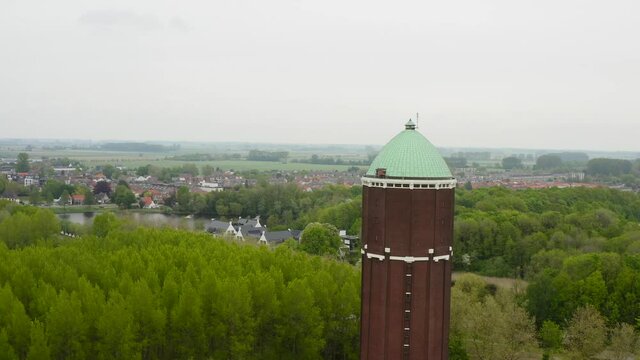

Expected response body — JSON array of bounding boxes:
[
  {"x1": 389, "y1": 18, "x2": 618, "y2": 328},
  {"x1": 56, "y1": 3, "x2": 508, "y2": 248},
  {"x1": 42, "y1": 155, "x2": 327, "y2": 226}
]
[{"x1": 170, "y1": 183, "x2": 363, "y2": 235}]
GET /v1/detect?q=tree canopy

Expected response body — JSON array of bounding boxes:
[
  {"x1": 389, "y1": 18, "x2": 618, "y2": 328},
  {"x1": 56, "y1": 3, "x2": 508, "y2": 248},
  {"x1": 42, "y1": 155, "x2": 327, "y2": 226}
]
[
  {"x1": 300, "y1": 222, "x2": 343, "y2": 256},
  {"x1": 113, "y1": 185, "x2": 135, "y2": 209},
  {"x1": 501, "y1": 156, "x2": 523, "y2": 170},
  {"x1": 0, "y1": 204, "x2": 360, "y2": 360},
  {"x1": 587, "y1": 158, "x2": 633, "y2": 176},
  {"x1": 535, "y1": 154, "x2": 562, "y2": 170},
  {"x1": 16, "y1": 153, "x2": 30, "y2": 173}
]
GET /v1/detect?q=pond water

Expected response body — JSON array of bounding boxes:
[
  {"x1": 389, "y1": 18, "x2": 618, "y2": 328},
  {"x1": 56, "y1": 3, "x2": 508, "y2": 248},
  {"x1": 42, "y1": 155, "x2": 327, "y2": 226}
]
[{"x1": 57, "y1": 212, "x2": 210, "y2": 231}]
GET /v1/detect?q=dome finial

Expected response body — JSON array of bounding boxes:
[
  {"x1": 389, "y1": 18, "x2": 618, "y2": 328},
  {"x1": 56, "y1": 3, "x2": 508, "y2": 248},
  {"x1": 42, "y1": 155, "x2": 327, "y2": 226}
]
[{"x1": 405, "y1": 119, "x2": 416, "y2": 130}]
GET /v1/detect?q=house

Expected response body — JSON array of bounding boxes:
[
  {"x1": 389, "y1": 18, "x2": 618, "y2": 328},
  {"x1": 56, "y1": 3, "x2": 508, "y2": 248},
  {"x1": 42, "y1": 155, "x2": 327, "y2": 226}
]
[
  {"x1": 148, "y1": 189, "x2": 165, "y2": 204},
  {"x1": 133, "y1": 176, "x2": 151, "y2": 183},
  {"x1": 206, "y1": 216, "x2": 301, "y2": 245},
  {"x1": 339, "y1": 230, "x2": 359, "y2": 251},
  {"x1": 206, "y1": 219, "x2": 234, "y2": 235},
  {"x1": 142, "y1": 196, "x2": 159, "y2": 209},
  {"x1": 71, "y1": 194, "x2": 85, "y2": 205},
  {"x1": 95, "y1": 193, "x2": 110, "y2": 204},
  {"x1": 53, "y1": 166, "x2": 76, "y2": 176},
  {"x1": 54, "y1": 196, "x2": 72, "y2": 206},
  {"x1": 198, "y1": 180, "x2": 223, "y2": 192},
  {"x1": 129, "y1": 185, "x2": 145, "y2": 197},
  {"x1": 0, "y1": 164, "x2": 14, "y2": 174},
  {"x1": 269, "y1": 230, "x2": 301, "y2": 244},
  {"x1": 207, "y1": 219, "x2": 247, "y2": 237},
  {"x1": 257, "y1": 229, "x2": 301, "y2": 245},
  {"x1": 23, "y1": 176, "x2": 36, "y2": 186}
]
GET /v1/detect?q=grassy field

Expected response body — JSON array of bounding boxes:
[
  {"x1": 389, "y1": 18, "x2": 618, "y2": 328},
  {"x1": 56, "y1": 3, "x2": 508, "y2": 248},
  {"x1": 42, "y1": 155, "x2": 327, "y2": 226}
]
[
  {"x1": 1, "y1": 148, "x2": 367, "y2": 172},
  {"x1": 125, "y1": 160, "x2": 364, "y2": 171},
  {"x1": 89, "y1": 159, "x2": 364, "y2": 172},
  {"x1": 452, "y1": 272, "x2": 528, "y2": 291},
  {"x1": 0, "y1": 148, "x2": 165, "y2": 161}
]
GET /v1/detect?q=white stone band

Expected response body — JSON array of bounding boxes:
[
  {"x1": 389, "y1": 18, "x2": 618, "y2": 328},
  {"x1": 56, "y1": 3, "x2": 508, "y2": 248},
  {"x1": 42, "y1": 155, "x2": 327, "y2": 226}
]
[
  {"x1": 361, "y1": 177, "x2": 457, "y2": 190},
  {"x1": 389, "y1": 256, "x2": 430, "y2": 263},
  {"x1": 362, "y1": 248, "x2": 453, "y2": 263}
]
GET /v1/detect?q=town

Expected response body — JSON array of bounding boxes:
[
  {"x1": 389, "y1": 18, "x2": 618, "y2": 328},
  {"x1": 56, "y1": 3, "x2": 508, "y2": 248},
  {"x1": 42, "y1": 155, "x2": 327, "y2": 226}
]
[{"x1": 2, "y1": 146, "x2": 638, "y2": 212}]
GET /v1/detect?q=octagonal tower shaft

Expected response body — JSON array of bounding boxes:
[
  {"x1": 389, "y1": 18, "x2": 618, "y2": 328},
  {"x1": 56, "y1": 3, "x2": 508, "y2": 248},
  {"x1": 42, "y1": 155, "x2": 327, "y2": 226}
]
[{"x1": 360, "y1": 185, "x2": 454, "y2": 360}]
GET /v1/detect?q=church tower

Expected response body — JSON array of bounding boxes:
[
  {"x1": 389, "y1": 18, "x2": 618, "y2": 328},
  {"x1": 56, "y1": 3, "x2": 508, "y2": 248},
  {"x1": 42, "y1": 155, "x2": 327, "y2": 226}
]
[{"x1": 360, "y1": 120, "x2": 456, "y2": 360}]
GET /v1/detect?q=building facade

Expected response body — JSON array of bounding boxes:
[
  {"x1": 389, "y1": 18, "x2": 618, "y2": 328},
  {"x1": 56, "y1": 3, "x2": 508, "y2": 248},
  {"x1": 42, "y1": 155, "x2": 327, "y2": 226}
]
[{"x1": 360, "y1": 120, "x2": 456, "y2": 360}]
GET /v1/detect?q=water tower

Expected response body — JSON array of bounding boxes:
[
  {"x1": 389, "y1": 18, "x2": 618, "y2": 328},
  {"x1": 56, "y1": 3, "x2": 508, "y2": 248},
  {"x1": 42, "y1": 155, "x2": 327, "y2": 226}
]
[{"x1": 360, "y1": 119, "x2": 456, "y2": 359}]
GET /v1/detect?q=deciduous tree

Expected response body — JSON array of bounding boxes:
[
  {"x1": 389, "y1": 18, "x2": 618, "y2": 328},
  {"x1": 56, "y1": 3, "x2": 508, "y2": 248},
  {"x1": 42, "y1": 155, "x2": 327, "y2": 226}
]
[
  {"x1": 539, "y1": 320, "x2": 563, "y2": 351},
  {"x1": 16, "y1": 153, "x2": 30, "y2": 173},
  {"x1": 502, "y1": 156, "x2": 523, "y2": 170},
  {"x1": 93, "y1": 180, "x2": 111, "y2": 196},
  {"x1": 113, "y1": 185, "x2": 135, "y2": 209},
  {"x1": 608, "y1": 323, "x2": 639, "y2": 360},
  {"x1": 564, "y1": 305, "x2": 606, "y2": 359},
  {"x1": 300, "y1": 222, "x2": 342, "y2": 256},
  {"x1": 535, "y1": 155, "x2": 562, "y2": 170},
  {"x1": 26, "y1": 320, "x2": 51, "y2": 360},
  {"x1": 91, "y1": 212, "x2": 120, "y2": 238}
]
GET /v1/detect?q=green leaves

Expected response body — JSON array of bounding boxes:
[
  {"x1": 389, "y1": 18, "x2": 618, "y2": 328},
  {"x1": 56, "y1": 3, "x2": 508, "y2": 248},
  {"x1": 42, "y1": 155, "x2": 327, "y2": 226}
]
[
  {"x1": 0, "y1": 221, "x2": 360, "y2": 359},
  {"x1": 564, "y1": 305, "x2": 607, "y2": 358},
  {"x1": 113, "y1": 185, "x2": 135, "y2": 209},
  {"x1": 276, "y1": 279, "x2": 324, "y2": 360},
  {"x1": 170, "y1": 282, "x2": 205, "y2": 358},
  {"x1": 16, "y1": 153, "x2": 30, "y2": 173},
  {"x1": 0, "y1": 285, "x2": 30, "y2": 359},
  {"x1": 91, "y1": 212, "x2": 120, "y2": 238},
  {"x1": 46, "y1": 291, "x2": 86, "y2": 360},
  {"x1": 539, "y1": 321, "x2": 563, "y2": 350},
  {"x1": 0, "y1": 208, "x2": 60, "y2": 248},
  {"x1": 300, "y1": 222, "x2": 342, "y2": 256},
  {"x1": 96, "y1": 292, "x2": 137, "y2": 360},
  {"x1": 451, "y1": 274, "x2": 538, "y2": 359},
  {"x1": 26, "y1": 320, "x2": 50, "y2": 360}
]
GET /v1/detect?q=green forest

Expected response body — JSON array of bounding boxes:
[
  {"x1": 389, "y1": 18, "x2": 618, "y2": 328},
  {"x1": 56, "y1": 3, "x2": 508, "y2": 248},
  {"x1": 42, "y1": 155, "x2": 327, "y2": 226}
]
[
  {"x1": 2, "y1": 185, "x2": 640, "y2": 359},
  {"x1": 0, "y1": 202, "x2": 360, "y2": 360}
]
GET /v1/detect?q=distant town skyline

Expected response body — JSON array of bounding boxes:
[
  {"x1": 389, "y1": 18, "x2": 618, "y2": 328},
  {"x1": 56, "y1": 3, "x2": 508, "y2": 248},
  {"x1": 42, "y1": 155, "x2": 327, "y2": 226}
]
[{"x1": 2, "y1": 0, "x2": 639, "y2": 151}]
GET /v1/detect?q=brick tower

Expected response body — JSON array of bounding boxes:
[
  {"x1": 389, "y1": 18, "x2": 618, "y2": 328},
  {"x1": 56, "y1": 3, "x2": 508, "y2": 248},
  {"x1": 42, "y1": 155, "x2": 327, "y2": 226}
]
[{"x1": 360, "y1": 119, "x2": 456, "y2": 360}]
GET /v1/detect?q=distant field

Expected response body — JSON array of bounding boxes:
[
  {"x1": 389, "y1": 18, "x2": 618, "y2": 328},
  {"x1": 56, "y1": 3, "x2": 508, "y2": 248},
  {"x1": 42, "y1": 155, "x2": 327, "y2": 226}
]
[
  {"x1": 452, "y1": 272, "x2": 528, "y2": 291},
  {"x1": 104, "y1": 159, "x2": 365, "y2": 172},
  {"x1": 0, "y1": 147, "x2": 366, "y2": 171},
  {"x1": 0, "y1": 149, "x2": 166, "y2": 162}
]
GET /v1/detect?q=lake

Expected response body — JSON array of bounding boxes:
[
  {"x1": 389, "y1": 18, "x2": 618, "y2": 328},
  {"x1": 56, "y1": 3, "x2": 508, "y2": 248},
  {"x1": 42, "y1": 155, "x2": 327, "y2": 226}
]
[{"x1": 57, "y1": 212, "x2": 210, "y2": 231}]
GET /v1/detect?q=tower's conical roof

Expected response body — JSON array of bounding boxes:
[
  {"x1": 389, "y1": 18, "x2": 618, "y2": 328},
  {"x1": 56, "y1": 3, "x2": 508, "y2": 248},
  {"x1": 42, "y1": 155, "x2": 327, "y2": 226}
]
[{"x1": 365, "y1": 121, "x2": 452, "y2": 179}]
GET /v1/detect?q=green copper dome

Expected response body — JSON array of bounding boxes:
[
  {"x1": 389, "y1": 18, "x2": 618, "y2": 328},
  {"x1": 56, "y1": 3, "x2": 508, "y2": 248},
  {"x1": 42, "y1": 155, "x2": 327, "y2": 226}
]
[{"x1": 365, "y1": 121, "x2": 453, "y2": 179}]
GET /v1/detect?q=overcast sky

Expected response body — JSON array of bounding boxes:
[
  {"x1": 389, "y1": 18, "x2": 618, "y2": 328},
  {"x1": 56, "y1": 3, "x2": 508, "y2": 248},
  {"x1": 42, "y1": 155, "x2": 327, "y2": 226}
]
[{"x1": 1, "y1": 0, "x2": 639, "y2": 151}]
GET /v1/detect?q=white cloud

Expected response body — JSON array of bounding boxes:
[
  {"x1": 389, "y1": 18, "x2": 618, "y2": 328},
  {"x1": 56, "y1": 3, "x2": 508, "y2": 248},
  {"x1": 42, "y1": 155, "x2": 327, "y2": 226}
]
[{"x1": 78, "y1": 9, "x2": 162, "y2": 31}]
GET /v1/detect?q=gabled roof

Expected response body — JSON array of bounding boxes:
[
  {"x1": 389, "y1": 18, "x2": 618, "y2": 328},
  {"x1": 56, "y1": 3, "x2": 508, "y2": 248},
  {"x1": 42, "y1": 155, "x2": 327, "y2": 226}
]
[
  {"x1": 206, "y1": 219, "x2": 301, "y2": 244},
  {"x1": 225, "y1": 222, "x2": 237, "y2": 235},
  {"x1": 263, "y1": 230, "x2": 299, "y2": 243},
  {"x1": 207, "y1": 219, "x2": 233, "y2": 233}
]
